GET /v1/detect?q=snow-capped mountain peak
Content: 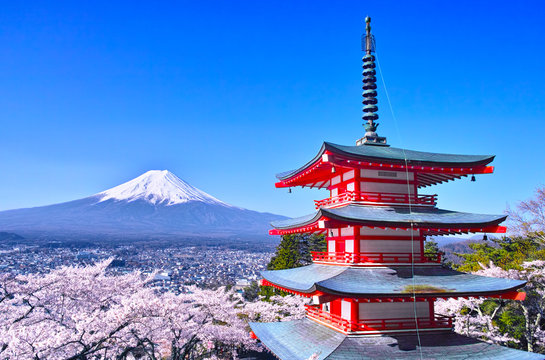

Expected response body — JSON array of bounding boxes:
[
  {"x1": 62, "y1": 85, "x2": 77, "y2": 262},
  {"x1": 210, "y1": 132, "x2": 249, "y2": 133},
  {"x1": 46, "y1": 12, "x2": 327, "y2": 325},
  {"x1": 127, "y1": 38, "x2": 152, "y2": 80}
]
[{"x1": 96, "y1": 170, "x2": 230, "y2": 206}]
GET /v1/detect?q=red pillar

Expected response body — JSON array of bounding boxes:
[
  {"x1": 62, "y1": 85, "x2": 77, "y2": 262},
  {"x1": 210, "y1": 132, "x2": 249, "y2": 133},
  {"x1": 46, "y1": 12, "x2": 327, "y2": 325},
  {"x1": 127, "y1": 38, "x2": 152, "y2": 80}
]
[
  {"x1": 350, "y1": 299, "x2": 359, "y2": 332},
  {"x1": 353, "y1": 169, "x2": 361, "y2": 201},
  {"x1": 429, "y1": 299, "x2": 435, "y2": 321},
  {"x1": 353, "y1": 226, "x2": 361, "y2": 263}
]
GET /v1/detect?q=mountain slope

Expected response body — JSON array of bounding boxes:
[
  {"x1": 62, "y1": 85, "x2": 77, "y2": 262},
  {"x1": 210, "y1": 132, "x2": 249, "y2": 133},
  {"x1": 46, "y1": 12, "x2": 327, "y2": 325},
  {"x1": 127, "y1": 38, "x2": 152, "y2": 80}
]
[{"x1": 0, "y1": 170, "x2": 286, "y2": 240}]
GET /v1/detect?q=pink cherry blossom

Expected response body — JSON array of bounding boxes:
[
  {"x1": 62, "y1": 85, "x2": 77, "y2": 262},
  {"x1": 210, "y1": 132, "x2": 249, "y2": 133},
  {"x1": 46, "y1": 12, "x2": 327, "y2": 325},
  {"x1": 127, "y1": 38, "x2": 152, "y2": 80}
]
[{"x1": 0, "y1": 260, "x2": 304, "y2": 359}]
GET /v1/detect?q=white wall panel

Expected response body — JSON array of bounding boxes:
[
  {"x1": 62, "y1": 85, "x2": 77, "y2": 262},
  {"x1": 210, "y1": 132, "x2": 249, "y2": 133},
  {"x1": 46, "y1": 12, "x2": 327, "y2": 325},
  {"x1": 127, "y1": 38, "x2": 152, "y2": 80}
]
[
  {"x1": 358, "y1": 302, "x2": 429, "y2": 320},
  {"x1": 360, "y1": 240, "x2": 421, "y2": 253},
  {"x1": 360, "y1": 228, "x2": 420, "y2": 236},
  {"x1": 343, "y1": 170, "x2": 355, "y2": 181},
  {"x1": 360, "y1": 181, "x2": 414, "y2": 195},
  {"x1": 341, "y1": 227, "x2": 354, "y2": 236},
  {"x1": 341, "y1": 300, "x2": 351, "y2": 320}
]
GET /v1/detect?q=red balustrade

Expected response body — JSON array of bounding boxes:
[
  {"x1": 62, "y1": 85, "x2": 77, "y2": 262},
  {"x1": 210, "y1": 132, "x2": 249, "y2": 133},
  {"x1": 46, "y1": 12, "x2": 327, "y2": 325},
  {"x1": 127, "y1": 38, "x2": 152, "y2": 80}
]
[
  {"x1": 305, "y1": 305, "x2": 452, "y2": 333},
  {"x1": 305, "y1": 305, "x2": 351, "y2": 332},
  {"x1": 314, "y1": 191, "x2": 437, "y2": 208},
  {"x1": 311, "y1": 251, "x2": 442, "y2": 264}
]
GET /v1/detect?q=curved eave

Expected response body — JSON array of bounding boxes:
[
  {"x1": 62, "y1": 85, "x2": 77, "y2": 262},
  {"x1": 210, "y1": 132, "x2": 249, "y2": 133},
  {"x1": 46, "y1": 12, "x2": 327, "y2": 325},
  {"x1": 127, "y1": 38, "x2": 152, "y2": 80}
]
[
  {"x1": 276, "y1": 143, "x2": 328, "y2": 181},
  {"x1": 275, "y1": 142, "x2": 495, "y2": 188},
  {"x1": 270, "y1": 205, "x2": 507, "y2": 236},
  {"x1": 322, "y1": 206, "x2": 507, "y2": 230},
  {"x1": 249, "y1": 319, "x2": 544, "y2": 360},
  {"x1": 260, "y1": 264, "x2": 526, "y2": 298},
  {"x1": 325, "y1": 142, "x2": 495, "y2": 168}
]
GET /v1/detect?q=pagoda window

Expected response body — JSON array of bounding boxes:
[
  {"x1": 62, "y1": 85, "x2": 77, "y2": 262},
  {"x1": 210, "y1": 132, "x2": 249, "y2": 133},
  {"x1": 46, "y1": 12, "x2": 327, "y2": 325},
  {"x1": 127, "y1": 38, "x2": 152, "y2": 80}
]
[
  {"x1": 343, "y1": 170, "x2": 355, "y2": 181},
  {"x1": 341, "y1": 227, "x2": 354, "y2": 236},
  {"x1": 377, "y1": 171, "x2": 398, "y2": 178},
  {"x1": 361, "y1": 169, "x2": 414, "y2": 181},
  {"x1": 341, "y1": 300, "x2": 351, "y2": 320},
  {"x1": 345, "y1": 239, "x2": 354, "y2": 252},
  {"x1": 327, "y1": 240, "x2": 336, "y2": 253},
  {"x1": 322, "y1": 302, "x2": 330, "y2": 313},
  {"x1": 360, "y1": 239, "x2": 421, "y2": 253}
]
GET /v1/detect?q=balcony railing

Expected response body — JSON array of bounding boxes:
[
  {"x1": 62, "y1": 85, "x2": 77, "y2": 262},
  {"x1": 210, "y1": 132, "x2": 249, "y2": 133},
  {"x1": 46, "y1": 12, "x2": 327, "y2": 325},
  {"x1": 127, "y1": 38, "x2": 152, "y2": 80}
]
[
  {"x1": 311, "y1": 251, "x2": 442, "y2": 264},
  {"x1": 305, "y1": 305, "x2": 452, "y2": 333},
  {"x1": 314, "y1": 191, "x2": 437, "y2": 208}
]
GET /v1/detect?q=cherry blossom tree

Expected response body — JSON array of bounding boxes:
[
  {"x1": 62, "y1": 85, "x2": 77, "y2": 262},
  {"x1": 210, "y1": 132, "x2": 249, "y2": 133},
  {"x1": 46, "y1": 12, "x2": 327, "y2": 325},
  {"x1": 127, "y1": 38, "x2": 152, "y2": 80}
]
[
  {"x1": 435, "y1": 296, "x2": 516, "y2": 345},
  {"x1": 0, "y1": 260, "x2": 305, "y2": 359},
  {"x1": 0, "y1": 260, "x2": 154, "y2": 359},
  {"x1": 436, "y1": 260, "x2": 545, "y2": 353},
  {"x1": 244, "y1": 294, "x2": 307, "y2": 323}
]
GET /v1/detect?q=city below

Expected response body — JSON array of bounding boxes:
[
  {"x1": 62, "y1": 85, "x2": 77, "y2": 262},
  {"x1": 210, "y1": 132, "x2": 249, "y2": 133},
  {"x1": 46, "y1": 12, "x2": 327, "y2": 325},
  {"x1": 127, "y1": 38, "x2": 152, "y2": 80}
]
[{"x1": 0, "y1": 236, "x2": 275, "y2": 293}]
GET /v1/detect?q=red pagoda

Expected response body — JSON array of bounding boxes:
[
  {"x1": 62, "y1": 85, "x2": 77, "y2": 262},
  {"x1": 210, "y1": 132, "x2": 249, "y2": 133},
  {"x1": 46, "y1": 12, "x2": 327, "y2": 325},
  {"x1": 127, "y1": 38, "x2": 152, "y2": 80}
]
[{"x1": 249, "y1": 17, "x2": 543, "y2": 359}]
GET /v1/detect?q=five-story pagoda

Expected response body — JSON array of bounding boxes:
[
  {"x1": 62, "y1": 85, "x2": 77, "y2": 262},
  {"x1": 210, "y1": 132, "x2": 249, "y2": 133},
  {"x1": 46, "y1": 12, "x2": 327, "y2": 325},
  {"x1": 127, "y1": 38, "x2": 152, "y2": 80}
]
[{"x1": 249, "y1": 17, "x2": 543, "y2": 359}]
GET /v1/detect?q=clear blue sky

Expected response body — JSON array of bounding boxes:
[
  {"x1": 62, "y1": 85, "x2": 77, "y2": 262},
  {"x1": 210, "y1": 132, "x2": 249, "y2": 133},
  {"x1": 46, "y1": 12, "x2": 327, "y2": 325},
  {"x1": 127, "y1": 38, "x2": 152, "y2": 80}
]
[{"x1": 1, "y1": 1, "x2": 544, "y2": 218}]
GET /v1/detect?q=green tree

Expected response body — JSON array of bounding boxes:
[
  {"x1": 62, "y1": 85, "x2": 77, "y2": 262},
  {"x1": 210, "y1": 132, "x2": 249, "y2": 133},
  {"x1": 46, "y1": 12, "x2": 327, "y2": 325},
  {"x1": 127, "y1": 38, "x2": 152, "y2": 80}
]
[
  {"x1": 242, "y1": 281, "x2": 260, "y2": 301},
  {"x1": 456, "y1": 235, "x2": 545, "y2": 272},
  {"x1": 267, "y1": 233, "x2": 326, "y2": 270},
  {"x1": 260, "y1": 234, "x2": 326, "y2": 299},
  {"x1": 424, "y1": 238, "x2": 440, "y2": 261}
]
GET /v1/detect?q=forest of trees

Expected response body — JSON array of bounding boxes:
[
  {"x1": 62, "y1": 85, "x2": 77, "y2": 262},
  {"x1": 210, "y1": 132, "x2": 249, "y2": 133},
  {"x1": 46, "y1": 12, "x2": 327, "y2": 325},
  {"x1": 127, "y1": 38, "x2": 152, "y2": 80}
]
[{"x1": 435, "y1": 187, "x2": 545, "y2": 353}]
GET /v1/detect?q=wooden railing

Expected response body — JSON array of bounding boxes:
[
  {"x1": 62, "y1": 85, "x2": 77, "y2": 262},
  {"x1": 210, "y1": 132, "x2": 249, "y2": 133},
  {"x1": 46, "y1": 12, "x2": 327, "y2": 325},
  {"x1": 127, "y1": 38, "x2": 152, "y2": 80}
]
[
  {"x1": 305, "y1": 305, "x2": 452, "y2": 333},
  {"x1": 314, "y1": 191, "x2": 437, "y2": 208},
  {"x1": 311, "y1": 251, "x2": 442, "y2": 264},
  {"x1": 305, "y1": 304, "x2": 351, "y2": 332}
]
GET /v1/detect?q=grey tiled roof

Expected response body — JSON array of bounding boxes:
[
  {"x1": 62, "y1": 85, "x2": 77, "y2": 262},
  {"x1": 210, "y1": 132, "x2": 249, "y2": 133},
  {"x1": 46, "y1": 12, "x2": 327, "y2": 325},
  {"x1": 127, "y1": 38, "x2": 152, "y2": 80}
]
[
  {"x1": 250, "y1": 319, "x2": 544, "y2": 359},
  {"x1": 261, "y1": 264, "x2": 525, "y2": 297},
  {"x1": 277, "y1": 142, "x2": 495, "y2": 180},
  {"x1": 271, "y1": 205, "x2": 507, "y2": 230}
]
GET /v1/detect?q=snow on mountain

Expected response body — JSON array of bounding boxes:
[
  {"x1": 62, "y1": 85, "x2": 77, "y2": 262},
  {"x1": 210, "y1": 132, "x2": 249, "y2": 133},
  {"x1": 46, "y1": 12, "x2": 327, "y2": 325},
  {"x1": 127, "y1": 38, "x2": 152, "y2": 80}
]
[
  {"x1": 96, "y1": 170, "x2": 231, "y2": 207},
  {"x1": 0, "y1": 170, "x2": 285, "y2": 240}
]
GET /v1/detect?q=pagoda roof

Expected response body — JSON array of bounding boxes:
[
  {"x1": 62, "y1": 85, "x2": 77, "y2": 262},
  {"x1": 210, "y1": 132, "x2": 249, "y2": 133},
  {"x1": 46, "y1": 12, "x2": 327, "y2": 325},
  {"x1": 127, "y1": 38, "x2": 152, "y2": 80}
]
[
  {"x1": 249, "y1": 318, "x2": 543, "y2": 360},
  {"x1": 260, "y1": 264, "x2": 525, "y2": 297},
  {"x1": 270, "y1": 205, "x2": 507, "y2": 236},
  {"x1": 276, "y1": 142, "x2": 495, "y2": 188}
]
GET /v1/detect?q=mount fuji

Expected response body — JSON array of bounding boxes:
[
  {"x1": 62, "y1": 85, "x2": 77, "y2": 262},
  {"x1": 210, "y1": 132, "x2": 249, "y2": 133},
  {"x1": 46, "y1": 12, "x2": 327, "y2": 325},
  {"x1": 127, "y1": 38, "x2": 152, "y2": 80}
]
[{"x1": 0, "y1": 170, "x2": 286, "y2": 240}]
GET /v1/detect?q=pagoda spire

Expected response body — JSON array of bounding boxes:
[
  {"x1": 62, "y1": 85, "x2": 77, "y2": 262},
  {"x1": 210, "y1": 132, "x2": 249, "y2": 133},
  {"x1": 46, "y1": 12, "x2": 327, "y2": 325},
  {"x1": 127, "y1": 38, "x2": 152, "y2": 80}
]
[{"x1": 356, "y1": 16, "x2": 388, "y2": 146}]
